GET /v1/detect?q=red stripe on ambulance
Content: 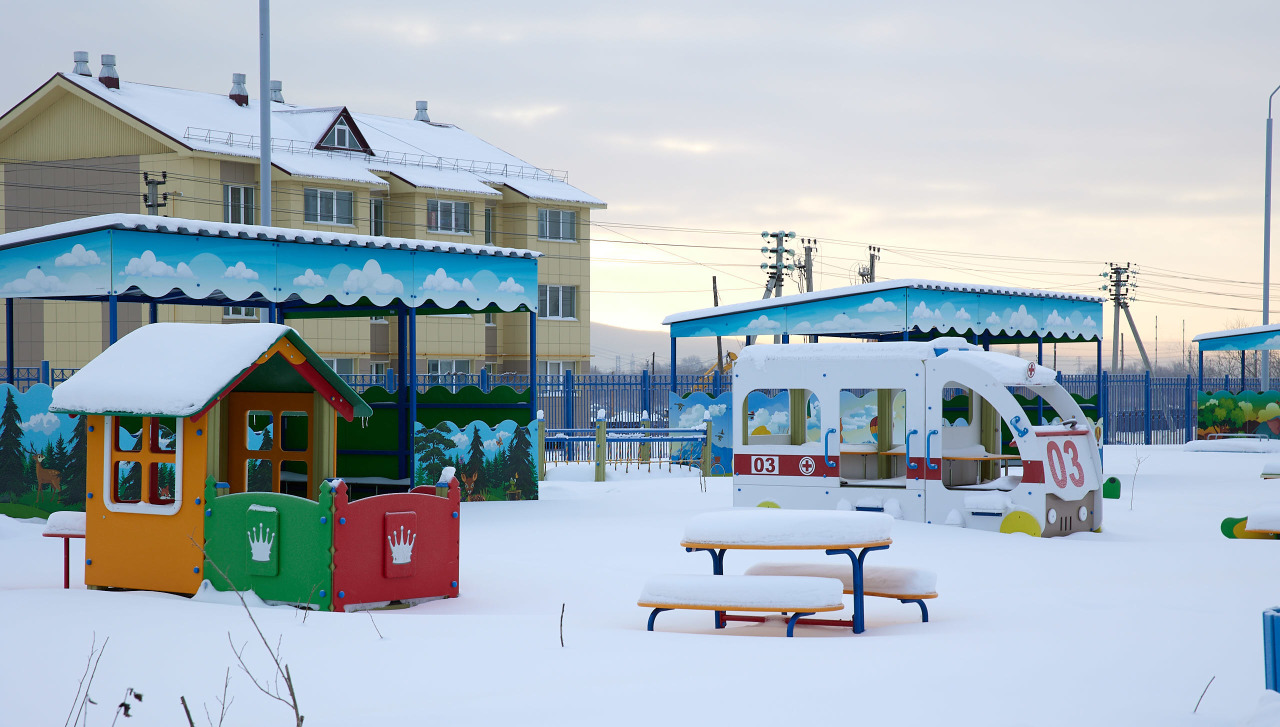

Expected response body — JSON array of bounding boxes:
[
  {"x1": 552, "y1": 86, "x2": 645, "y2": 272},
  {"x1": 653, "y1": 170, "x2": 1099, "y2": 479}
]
[{"x1": 733, "y1": 453, "x2": 838, "y2": 477}]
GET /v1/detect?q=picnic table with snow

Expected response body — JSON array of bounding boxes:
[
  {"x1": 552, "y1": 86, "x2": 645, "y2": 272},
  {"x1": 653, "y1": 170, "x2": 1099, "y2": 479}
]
[{"x1": 42, "y1": 511, "x2": 86, "y2": 590}]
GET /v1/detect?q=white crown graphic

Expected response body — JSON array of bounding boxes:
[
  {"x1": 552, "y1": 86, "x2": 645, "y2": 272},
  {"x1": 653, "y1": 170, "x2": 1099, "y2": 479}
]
[
  {"x1": 387, "y1": 525, "x2": 416, "y2": 565},
  {"x1": 248, "y1": 523, "x2": 275, "y2": 562}
]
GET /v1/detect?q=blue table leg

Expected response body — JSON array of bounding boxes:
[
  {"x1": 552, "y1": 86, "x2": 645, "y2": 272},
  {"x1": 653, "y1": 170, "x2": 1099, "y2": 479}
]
[
  {"x1": 647, "y1": 608, "x2": 672, "y2": 631},
  {"x1": 787, "y1": 612, "x2": 815, "y2": 637},
  {"x1": 685, "y1": 546, "x2": 727, "y2": 575},
  {"x1": 827, "y1": 545, "x2": 889, "y2": 634},
  {"x1": 900, "y1": 598, "x2": 929, "y2": 622}
]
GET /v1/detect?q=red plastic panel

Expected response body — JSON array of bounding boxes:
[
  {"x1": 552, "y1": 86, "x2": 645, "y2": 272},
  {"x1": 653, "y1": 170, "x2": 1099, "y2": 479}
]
[{"x1": 331, "y1": 477, "x2": 460, "y2": 611}]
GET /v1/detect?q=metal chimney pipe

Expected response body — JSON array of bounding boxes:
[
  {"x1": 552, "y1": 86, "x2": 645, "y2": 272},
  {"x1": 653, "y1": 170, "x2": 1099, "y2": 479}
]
[
  {"x1": 72, "y1": 51, "x2": 91, "y2": 77},
  {"x1": 270, "y1": 80, "x2": 284, "y2": 103},
  {"x1": 229, "y1": 73, "x2": 249, "y2": 107},
  {"x1": 98, "y1": 54, "x2": 119, "y2": 89},
  {"x1": 415, "y1": 100, "x2": 431, "y2": 122}
]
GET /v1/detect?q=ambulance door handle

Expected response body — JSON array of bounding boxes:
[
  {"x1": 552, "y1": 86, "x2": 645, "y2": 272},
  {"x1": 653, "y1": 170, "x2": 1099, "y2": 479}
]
[
  {"x1": 926, "y1": 429, "x2": 940, "y2": 470},
  {"x1": 824, "y1": 428, "x2": 837, "y2": 468},
  {"x1": 906, "y1": 429, "x2": 919, "y2": 469}
]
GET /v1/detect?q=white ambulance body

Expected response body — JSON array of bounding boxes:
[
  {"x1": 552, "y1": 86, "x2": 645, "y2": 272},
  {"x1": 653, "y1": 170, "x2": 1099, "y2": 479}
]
[{"x1": 731, "y1": 338, "x2": 1102, "y2": 537}]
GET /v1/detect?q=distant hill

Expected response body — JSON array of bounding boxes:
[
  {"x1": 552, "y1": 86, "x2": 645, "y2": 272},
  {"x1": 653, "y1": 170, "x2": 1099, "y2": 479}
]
[{"x1": 590, "y1": 322, "x2": 742, "y2": 373}]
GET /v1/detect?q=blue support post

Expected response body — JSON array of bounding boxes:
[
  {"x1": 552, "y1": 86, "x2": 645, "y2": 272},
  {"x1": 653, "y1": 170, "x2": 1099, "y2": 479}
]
[
  {"x1": 712, "y1": 369, "x2": 721, "y2": 397},
  {"x1": 1266, "y1": 607, "x2": 1280, "y2": 692},
  {"x1": 640, "y1": 368, "x2": 650, "y2": 417},
  {"x1": 108, "y1": 292, "x2": 118, "y2": 344},
  {"x1": 1100, "y1": 370, "x2": 1109, "y2": 446},
  {"x1": 148, "y1": 302, "x2": 157, "y2": 325},
  {"x1": 670, "y1": 336, "x2": 677, "y2": 393},
  {"x1": 781, "y1": 334, "x2": 789, "y2": 344},
  {"x1": 408, "y1": 305, "x2": 417, "y2": 479},
  {"x1": 1243, "y1": 350, "x2": 1248, "y2": 389},
  {"x1": 1037, "y1": 335, "x2": 1044, "y2": 426},
  {"x1": 1144, "y1": 369, "x2": 1152, "y2": 445},
  {"x1": 269, "y1": 300, "x2": 277, "y2": 324},
  {"x1": 39, "y1": 360, "x2": 49, "y2": 386},
  {"x1": 480, "y1": 367, "x2": 488, "y2": 393},
  {"x1": 563, "y1": 369, "x2": 574, "y2": 434},
  {"x1": 5, "y1": 299, "x2": 12, "y2": 386},
  {"x1": 1198, "y1": 348, "x2": 1204, "y2": 395},
  {"x1": 1186, "y1": 374, "x2": 1194, "y2": 442},
  {"x1": 397, "y1": 306, "x2": 409, "y2": 479},
  {"x1": 529, "y1": 310, "x2": 538, "y2": 425}
]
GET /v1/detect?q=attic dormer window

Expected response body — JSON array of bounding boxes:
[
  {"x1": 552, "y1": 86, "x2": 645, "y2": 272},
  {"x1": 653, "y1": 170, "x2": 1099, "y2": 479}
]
[{"x1": 322, "y1": 118, "x2": 363, "y2": 152}]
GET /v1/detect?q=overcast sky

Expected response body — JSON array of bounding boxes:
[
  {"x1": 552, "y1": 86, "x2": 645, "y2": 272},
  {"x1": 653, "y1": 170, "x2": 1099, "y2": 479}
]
[{"x1": 4, "y1": 1, "x2": 1280, "y2": 364}]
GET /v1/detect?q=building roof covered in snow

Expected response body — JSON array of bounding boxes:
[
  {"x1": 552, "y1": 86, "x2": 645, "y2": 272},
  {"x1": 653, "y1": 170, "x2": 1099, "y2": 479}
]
[{"x1": 50, "y1": 322, "x2": 372, "y2": 419}]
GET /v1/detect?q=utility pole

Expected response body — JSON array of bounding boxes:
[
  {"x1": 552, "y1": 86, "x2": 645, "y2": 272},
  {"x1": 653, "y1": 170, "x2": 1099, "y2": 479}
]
[
  {"x1": 1101, "y1": 262, "x2": 1152, "y2": 372},
  {"x1": 796, "y1": 238, "x2": 817, "y2": 294},
  {"x1": 858, "y1": 246, "x2": 880, "y2": 284},
  {"x1": 259, "y1": 0, "x2": 273, "y2": 226},
  {"x1": 142, "y1": 172, "x2": 168, "y2": 215},
  {"x1": 759, "y1": 230, "x2": 797, "y2": 299}
]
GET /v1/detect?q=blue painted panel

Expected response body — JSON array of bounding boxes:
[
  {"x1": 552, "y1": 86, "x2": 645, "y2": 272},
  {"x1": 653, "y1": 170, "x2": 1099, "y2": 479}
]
[{"x1": 0, "y1": 232, "x2": 111, "y2": 298}]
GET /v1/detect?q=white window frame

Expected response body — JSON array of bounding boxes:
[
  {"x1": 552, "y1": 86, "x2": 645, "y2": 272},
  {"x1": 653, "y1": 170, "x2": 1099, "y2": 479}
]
[
  {"x1": 322, "y1": 118, "x2": 363, "y2": 152},
  {"x1": 322, "y1": 357, "x2": 355, "y2": 376},
  {"x1": 369, "y1": 361, "x2": 389, "y2": 377},
  {"x1": 101, "y1": 415, "x2": 184, "y2": 516},
  {"x1": 484, "y1": 207, "x2": 495, "y2": 245},
  {"x1": 538, "y1": 284, "x2": 577, "y2": 320},
  {"x1": 223, "y1": 306, "x2": 260, "y2": 320},
  {"x1": 427, "y1": 359, "x2": 472, "y2": 375},
  {"x1": 370, "y1": 198, "x2": 385, "y2": 236},
  {"x1": 538, "y1": 360, "x2": 575, "y2": 377},
  {"x1": 304, "y1": 188, "x2": 355, "y2": 226},
  {"x1": 428, "y1": 199, "x2": 471, "y2": 234},
  {"x1": 538, "y1": 208, "x2": 577, "y2": 242},
  {"x1": 223, "y1": 185, "x2": 255, "y2": 225}
]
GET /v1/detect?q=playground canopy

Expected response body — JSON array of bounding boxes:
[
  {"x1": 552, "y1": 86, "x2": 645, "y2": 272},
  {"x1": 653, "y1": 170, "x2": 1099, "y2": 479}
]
[
  {"x1": 1192, "y1": 323, "x2": 1280, "y2": 390},
  {"x1": 0, "y1": 213, "x2": 542, "y2": 478}
]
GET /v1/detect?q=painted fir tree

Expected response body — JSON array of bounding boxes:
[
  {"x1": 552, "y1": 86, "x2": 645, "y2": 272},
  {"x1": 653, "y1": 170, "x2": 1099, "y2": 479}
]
[
  {"x1": 0, "y1": 389, "x2": 27, "y2": 502},
  {"x1": 413, "y1": 424, "x2": 456, "y2": 488},
  {"x1": 465, "y1": 426, "x2": 486, "y2": 483},
  {"x1": 505, "y1": 424, "x2": 537, "y2": 500},
  {"x1": 58, "y1": 415, "x2": 87, "y2": 507}
]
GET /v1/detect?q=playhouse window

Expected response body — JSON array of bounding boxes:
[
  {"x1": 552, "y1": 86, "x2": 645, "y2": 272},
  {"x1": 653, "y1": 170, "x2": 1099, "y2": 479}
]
[
  {"x1": 280, "y1": 411, "x2": 309, "y2": 452},
  {"x1": 115, "y1": 417, "x2": 143, "y2": 452},
  {"x1": 280, "y1": 461, "x2": 308, "y2": 498},
  {"x1": 247, "y1": 412, "x2": 274, "y2": 451},
  {"x1": 150, "y1": 462, "x2": 176, "y2": 505},
  {"x1": 114, "y1": 461, "x2": 142, "y2": 503},
  {"x1": 109, "y1": 415, "x2": 181, "y2": 508},
  {"x1": 152, "y1": 417, "x2": 177, "y2": 452},
  {"x1": 246, "y1": 459, "x2": 274, "y2": 493}
]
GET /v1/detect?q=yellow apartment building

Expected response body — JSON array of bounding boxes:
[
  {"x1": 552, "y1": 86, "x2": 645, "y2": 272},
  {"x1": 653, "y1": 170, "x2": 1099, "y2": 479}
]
[{"x1": 0, "y1": 52, "x2": 603, "y2": 377}]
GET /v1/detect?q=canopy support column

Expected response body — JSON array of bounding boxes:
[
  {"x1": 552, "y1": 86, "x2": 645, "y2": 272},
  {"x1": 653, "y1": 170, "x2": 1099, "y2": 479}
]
[
  {"x1": 670, "y1": 336, "x2": 677, "y2": 394},
  {"x1": 1242, "y1": 350, "x2": 1247, "y2": 388},
  {"x1": 529, "y1": 309, "x2": 538, "y2": 423},
  {"x1": 1037, "y1": 335, "x2": 1044, "y2": 426},
  {"x1": 5, "y1": 299, "x2": 12, "y2": 386},
  {"x1": 407, "y1": 305, "x2": 417, "y2": 480},
  {"x1": 397, "y1": 305, "x2": 409, "y2": 480},
  {"x1": 108, "y1": 293, "x2": 118, "y2": 344},
  {"x1": 1198, "y1": 348, "x2": 1204, "y2": 394},
  {"x1": 149, "y1": 303, "x2": 157, "y2": 325}
]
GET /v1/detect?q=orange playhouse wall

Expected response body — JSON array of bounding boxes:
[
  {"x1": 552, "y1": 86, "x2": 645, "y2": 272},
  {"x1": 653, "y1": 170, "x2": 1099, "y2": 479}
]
[{"x1": 84, "y1": 416, "x2": 209, "y2": 595}]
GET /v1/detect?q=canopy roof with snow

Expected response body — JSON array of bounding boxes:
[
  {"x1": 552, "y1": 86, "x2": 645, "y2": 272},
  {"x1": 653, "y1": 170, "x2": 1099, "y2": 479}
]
[
  {"x1": 0, "y1": 214, "x2": 539, "y2": 313},
  {"x1": 50, "y1": 322, "x2": 372, "y2": 420},
  {"x1": 1192, "y1": 324, "x2": 1280, "y2": 352},
  {"x1": 663, "y1": 279, "x2": 1104, "y2": 343},
  {"x1": 23, "y1": 72, "x2": 604, "y2": 206}
]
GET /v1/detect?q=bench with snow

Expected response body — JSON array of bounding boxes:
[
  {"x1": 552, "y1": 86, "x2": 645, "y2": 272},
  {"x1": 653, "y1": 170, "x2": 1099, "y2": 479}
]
[
  {"x1": 744, "y1": 563, "x2": 938, "y2": 622},
  {"x1": 42, "y1": 510, "x2": 87, "y2": 589},
  {"x1": 638, "y1": 574, "x2": 845, "y2": 637}
]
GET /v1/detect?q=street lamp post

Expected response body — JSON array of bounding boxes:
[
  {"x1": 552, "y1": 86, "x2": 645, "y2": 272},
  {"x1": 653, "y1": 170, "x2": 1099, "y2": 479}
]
[{"x1": 1265, "y1": 85, "x2": 1280, "y2": 390}]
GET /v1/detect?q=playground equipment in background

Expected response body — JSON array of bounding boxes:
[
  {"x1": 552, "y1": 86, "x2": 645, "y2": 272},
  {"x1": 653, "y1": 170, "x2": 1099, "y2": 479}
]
[
  {"x1": 731, "y1": 339, "x2": 1104, "y2": 538},
  {"x1": 539, "y1": 410, "x2": 711, "y2": 482},
  {"x1": 1221, "y1": 507, "x2": 1280, "y2": 540},
  {"x1": 47, "y1": 323, "x2": 461, "y2": 609}
]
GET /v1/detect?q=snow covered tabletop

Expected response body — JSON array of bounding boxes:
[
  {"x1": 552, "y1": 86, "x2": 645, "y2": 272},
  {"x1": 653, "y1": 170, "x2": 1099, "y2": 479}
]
[
  {"x1": 42, "y1": 511, "x2": 86, "y2": 537},
  {"x1": 638, "y1": 574, "x2": 845, "y2": 611},
  {"x1": 1246, "y1": 506, "x2": 1280, "y2": 533},
  {"x1": 744, "y1": 563, "x2": 937, "y2": 596},
  {"x1": 682, "y1": 508, "x2": 893, "y2": 548}
]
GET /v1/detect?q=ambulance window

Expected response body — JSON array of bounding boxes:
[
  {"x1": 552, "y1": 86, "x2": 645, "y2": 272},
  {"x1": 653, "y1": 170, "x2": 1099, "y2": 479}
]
[
  {"x1": 840, "y1": 388, "x2": 906, "y2": 447},
  {"x1": 744, "y1": 389, "x2": 790, "y2": 445}
]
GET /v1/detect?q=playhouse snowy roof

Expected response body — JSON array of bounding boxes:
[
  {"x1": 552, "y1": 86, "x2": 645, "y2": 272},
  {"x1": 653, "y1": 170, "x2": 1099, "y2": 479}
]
[
  {"x1": 0, "y1": 214, "x2": 540, "y2": 313},
  {"x1": 663, "y1": 279, "x2": 1104, "y2": 343},
  {"x1": 52, "y1": 72, "x2": 605, "y2": 206},
  {"x1": 734, "y1": 339, "x2": 1062, "y2": 386},
  {"x1": 49, "y1": 323, "x2": 372, "y2": 419},
  {"x1": 1192, "y1": 323, "x2": 1280, "y2": 352}
]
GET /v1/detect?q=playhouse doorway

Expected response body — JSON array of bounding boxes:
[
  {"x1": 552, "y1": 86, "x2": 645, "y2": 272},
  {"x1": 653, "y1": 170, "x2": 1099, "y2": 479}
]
[{"x1": 228, "y1": 393, "x2": 316, "y2": 498}]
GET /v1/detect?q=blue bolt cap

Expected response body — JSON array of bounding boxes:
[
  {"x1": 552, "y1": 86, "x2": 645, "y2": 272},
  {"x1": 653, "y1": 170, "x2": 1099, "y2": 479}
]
[
  {"x1": 86, "y1": 559, "x2": 92, "y2": 565},
  {"x1": 338, "y1": 590, "x2": 345, "y2": 599},
  {"x1": 319, "y1": 590, "x2": 326, "y2": 598},
  {"x1": 339, "y1": 517, "x2": 346, "y2": 525},
  {"x1": 194, "y1": 567, "x2": 200, "y2": 574},
  {"x1": 451, "y1": 581, "x2": 458, "y2": 588},
  {"x1": 452, "y1": 512, "x2": 458, "y2": 518},
  {"x1": 205, "y1": 509, "x2": 212, "y2": 517},
  {"x1": 87, "y1": 492, "x2": 93, "y2": 499},
  {"x1": 194, "y1": 498, "x2": 201, "y2": 505},
  {"x1": 320, "y1": 516, "x2": 327, "y2": 524}
]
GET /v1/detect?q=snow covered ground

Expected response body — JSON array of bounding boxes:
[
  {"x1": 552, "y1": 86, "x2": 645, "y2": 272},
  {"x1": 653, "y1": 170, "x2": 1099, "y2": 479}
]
[{"x1": 3, "y1": 446, "x2": 1280, "y2": 726}]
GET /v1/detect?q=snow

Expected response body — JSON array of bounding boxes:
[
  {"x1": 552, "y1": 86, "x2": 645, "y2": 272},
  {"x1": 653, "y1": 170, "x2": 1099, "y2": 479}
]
[
  {"x1": 246, "y1": 504, "x2": 278, "y2": 514},
  {"x1": 744, "y1": 563, "x2": 938, "y2": 596},
  {"x1": 662, "y1": 278, "x2": 1103, "y2": 325},
  {"x1": 683, "y1": 508, "x2": 893, "y2": 546},
  {"x1": 4, "y1": 446, "x2": 1280, "y2": 725},
  {"x1": 41, "y1": 511, "x2": 85, "y2": 537},
  {"x1": 1184, "y1": 438, "x2": 1280, "y2": 454},
  {"x1": 0, "y1": 213, "x2": 539, "y2": 259},
  {"x1": 1193, "y1": 323, "x2": 1280, "y2": 344},
  {"x1": 638, "y1": 574, "x2": 844, "y2": 610},
  {"x1": 1245, "y1": 506, "x2": 1280, "y2": 532},
  {"x1": 50, "y1": 322, "x2": 292, "y2": 416}
]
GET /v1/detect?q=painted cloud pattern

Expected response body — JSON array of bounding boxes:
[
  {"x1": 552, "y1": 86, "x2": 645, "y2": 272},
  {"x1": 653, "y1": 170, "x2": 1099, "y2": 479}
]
[
  {"x1": 124, "y1": 250, "x2": 194, "y2": 278},
  {"x1": 1, "y1": 268, "x2": 65, "y2": 295},
  {"x1": 293, "y1": 269, "x2": 324, "y2": 287},
  {"x1": 223, "y1": 262, "x2": 259, "y2": 281},
  {"x1": 55, "y1": 244, "x2": 103, "y2": 267},
  {"x1": 343, "y1": 260, "x2": 405, "y2": 297}
]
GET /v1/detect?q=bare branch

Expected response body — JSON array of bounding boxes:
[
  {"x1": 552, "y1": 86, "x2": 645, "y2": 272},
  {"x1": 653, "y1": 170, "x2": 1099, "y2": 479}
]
[
  {"x1": 69, "y1": 635, "x2": 109, "y2": 727},
  {"x1": 367, "y1": 611, "x2": 384, "y2": 640},
  {"x1": 64, "y1": 633, "x2": 100, "y2": 727}
]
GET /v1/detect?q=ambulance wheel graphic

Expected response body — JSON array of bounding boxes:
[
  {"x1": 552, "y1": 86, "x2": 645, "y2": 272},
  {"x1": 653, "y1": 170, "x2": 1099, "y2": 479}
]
[
  {"x1": 999, "y1": 510, "x2": 1041, "y2": 537},
  {"x1": 757, "y1": 501, "x2": 781, "y2": 509}
]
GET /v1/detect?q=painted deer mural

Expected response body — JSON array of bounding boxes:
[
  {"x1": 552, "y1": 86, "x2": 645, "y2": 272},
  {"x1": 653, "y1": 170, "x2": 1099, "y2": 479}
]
[{"x1": 33, "y1": 453, "x2": 62, "y2": 504}]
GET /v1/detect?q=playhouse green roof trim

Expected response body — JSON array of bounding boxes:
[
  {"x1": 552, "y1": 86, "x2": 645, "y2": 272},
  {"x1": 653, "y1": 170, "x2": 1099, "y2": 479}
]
[{"x1": 49, "y1": 323, "x2": 372, "y2": 419}]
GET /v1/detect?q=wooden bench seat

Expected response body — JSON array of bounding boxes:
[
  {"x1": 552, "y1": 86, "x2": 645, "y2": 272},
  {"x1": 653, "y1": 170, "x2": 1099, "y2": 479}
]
[
  {"x1": 744, "y1": 562, "x2": 937, "y2": 622},
  {"x1": 638, "y1": 574, "x2": 845, "y2": 637}
]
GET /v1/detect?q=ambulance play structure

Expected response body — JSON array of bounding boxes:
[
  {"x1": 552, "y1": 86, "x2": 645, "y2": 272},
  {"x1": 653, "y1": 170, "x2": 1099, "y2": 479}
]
[
  {"x1": 731, "y1": 339, "x2": 1103, "y2": 537},
  {"x1": 48, "y1": 323, "x2": 461, "y2": 610}
]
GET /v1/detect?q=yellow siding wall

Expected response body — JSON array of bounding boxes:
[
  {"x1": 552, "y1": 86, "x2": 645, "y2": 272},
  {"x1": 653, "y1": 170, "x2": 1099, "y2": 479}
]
[{"x1": 0, "y1": 88, "x2": 172, "y2": 160}]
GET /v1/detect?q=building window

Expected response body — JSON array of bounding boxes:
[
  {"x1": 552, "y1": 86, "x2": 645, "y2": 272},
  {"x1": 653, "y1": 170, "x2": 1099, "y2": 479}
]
[
  {"x1": 224, "y1": 185, "x2": 256, "y2": 225},
  {"x1": 484, "y1": 207, "x2": 495, "y2": 245},
  {"x1": 538, "y1": 284, "x2": 577, "y2": 319},
  {"x1": 321, "y1": 118, "x2": 363, "y2": 152},
  {"x1": 369, "y1": 315, "x2": 388, "y2": 324},
  {"x1": 369, "y1": 361, "x2": 388, "y2": 377},
  {"x1": 538, "y1": 208, "x2": 577, "y2": 241},
  {"x1": 322, "y1": 357, "x2": 355, "y2": 376},
  {"x1": 304, "y1": 188, "x2": 354, "y2": 225},
  {"x1": 427, "y1": 359, "x2": 472, "y2": 375},
  {"x1": 484, "y1": 312, "x2": 496, "y2": 326},
  {"x1": 223, "y1": 306, "x2": 260, "y2": 320},
  {"x1": 428, "y1": 200, "x2": 470, "y2": 234},
  {"x1": 370, "y1": 198, "x2": 385, "y2": 236},
  {"x1": 538, "y1": 360, "x2": 575, "y2": 376}
]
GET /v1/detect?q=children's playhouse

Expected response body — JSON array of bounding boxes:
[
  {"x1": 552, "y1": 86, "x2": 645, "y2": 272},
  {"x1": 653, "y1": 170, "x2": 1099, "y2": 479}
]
[{"x1": 49, "y1": 322, "x2": 461, "y2": 610}]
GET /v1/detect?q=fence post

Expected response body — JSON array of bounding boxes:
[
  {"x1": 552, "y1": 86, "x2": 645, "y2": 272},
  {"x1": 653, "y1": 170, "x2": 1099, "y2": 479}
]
[
  {"x1": 385, "y1": 367, "x2": 395, "y2": 392},
  {"x1": 536, "y1": 409, "x2": 545, "y2": 482},
  {"x1": 1266, "y1": 607, "x2": 1280, "y2": 693},
  {"x1": 564, "y1": 369, "x2": 574, "y2": 439},
  {"x1": 39, "y1": 360, "x2": 49, "y2": 386},
  {"x1": 1100, "y1": 370, "x2": 1109, "y2": 445},
  {"x1": 639, "y1": 410, "x2": 651, "y2": 463},
  {"x1": 594, "y1": 409, "x2": 606, "y2": 483},
  {"x1": 712, "y1": 369, "x2": 722, "y2": 397},
  {"x1": 701, "y1": 413, "x2": 712, "y2": 476},
  {"x1": 1144, "y1": 370, "x2": 1152, "y2": 445},
  {"x1": 480, "y1": 367, "x2": 489, "y2": 393},
  {"x1": 640, "y1": 369, "x2": 650, "y2": 422},
  {"x1": 1185, "y1": 374, "x2": 1194, "y2": 443}
]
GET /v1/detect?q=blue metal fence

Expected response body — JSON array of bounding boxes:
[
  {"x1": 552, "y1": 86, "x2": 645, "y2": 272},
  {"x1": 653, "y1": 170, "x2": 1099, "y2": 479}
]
[{"x1": 16, "y1": 359, "x2": 1272, "y2": 447}]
